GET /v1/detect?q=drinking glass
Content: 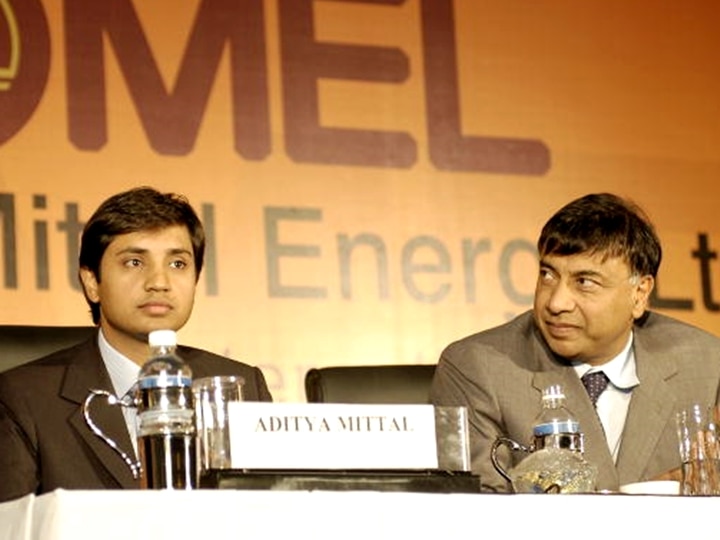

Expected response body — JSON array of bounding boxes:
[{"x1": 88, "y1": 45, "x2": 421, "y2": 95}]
[
  {"x1": 192, "y1": 375, "x2": 245, "y2": 474},
  {"x1": 675, "y1": 403, "x2": 720, "y2": 495}
]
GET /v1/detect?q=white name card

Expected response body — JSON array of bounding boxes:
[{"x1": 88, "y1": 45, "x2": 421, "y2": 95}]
[{"x1": 227, "y1": 402, "x2": 439, "y2": 470}]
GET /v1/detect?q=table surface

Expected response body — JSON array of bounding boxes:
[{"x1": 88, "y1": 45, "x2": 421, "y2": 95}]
[{"x1": 0, "y1": 488, "x2": 713, "y2": 540}]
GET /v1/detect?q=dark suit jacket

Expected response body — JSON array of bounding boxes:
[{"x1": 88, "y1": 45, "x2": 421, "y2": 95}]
[
  {"x1": 430, "y1": 311, "x2": 720, "y2": 492},
  {"x1": 0, "y1": 334, "x2": 272, "y2": 502}
]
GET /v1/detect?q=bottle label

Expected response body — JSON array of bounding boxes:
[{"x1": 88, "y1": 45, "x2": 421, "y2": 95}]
[
  {"x1": 137, "y1": 409, "x2": 195, "y2": 437},
  {"x1": 138, "y1": 374, "x2": 192, "y2": 389},
  {"x1": 533, "y1": 420, "x2": 580, "y2": 436}
]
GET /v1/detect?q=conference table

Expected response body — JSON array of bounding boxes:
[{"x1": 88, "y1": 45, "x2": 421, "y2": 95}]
[{"x1": 0, "y1": 488, "x2": 712, "y2": 540}]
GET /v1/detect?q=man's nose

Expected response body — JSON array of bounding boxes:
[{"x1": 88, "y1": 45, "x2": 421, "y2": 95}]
[
  {"x1": 545, "y1": 281, "x2": 575, "y2": 313},
  {"x1": 145, "y1": 266, "x2": 171, "y2": 291}
]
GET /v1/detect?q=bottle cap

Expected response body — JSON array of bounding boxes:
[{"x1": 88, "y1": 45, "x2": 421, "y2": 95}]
[
  {"x1": 542, "y1": 385, "x2": 565, "y2": 401},
  {"x1": 148, "y1": 329, "x2": 177, "y2": 347}
]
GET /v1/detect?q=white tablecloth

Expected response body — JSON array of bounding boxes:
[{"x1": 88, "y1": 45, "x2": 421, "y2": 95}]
[{"x1": 0, "y1": 489, "x2": 713, "y2": 540}]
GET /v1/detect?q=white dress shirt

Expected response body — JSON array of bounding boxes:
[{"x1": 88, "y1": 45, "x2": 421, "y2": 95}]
[
  {"x1": 574, "y1": 333, "x2": 639, "y2": 462},
  {"x1": 98, "y1": 330, "x2": 141, "y2": 457}
]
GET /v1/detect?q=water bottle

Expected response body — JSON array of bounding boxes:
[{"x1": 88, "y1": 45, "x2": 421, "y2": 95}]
[
  {"x1": 492, "y1": 384, "x2": 598, "y2": 493},
  {"x1": 531, "y1": 384, "x2": 584, "y2": 453},
  {"x1": 136, "y1": 329, "x2": 197, "y2": 489}
]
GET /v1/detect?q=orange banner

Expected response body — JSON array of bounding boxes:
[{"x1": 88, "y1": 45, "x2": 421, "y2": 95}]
[{"x1": 1, "y1": 0, "x2": 719, "y2": 401}]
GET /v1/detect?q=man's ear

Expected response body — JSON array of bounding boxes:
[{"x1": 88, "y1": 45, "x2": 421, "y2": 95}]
[
  {"x1": 79, "y1": 267, "x2": 100, "y2": 303},
  {"x1": 632, "y1": 275, "x2": 654, "y2": 319}
]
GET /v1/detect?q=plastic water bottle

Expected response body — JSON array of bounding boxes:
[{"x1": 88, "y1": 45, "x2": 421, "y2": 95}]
[
  {"x1": 531, "y1": 384, "x2": 584, "y2": 453},
  {"x1": 510, "y1": 385, "x2": 597, "y2": 493},
  {"x1": 136, "y1": 329, "x2": 196, "y2": 489}
]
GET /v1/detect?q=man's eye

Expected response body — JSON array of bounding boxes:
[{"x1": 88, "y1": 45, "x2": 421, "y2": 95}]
[
  {"x1": 170, "y1": 260, "x2": 187, "y2": 269},
  {"x1": 539, "y1": 269, "x2": 554, "y2": 282},
  {"x1": 125, "y1": 259, "x2": 142, "y2": 268}
]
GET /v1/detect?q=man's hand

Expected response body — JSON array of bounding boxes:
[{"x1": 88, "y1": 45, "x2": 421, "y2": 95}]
[{"x1": 652, "y1": 466, "x2": 682, "y2": 482}]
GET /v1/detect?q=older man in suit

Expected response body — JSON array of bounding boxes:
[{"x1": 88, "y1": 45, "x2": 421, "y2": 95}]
[
  {"x1": 0, "y1": 187, "x2": 272, "y2": 502},
  {"x1": 430, "y1": 193, "x2": 720, "y2": 492}
]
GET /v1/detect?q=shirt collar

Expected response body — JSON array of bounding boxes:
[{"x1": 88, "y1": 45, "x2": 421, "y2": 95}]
[
  {"x1": 98, "y1": 329, "x2": 141, "y2": 398},
  {"x1": 573, "y1": 332, "x2": 639, "y2": 391}
]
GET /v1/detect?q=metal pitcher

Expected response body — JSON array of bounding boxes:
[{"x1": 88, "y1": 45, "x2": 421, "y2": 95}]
[
  {"x1": 491, "y1": 430, "x2": 596, "y2": 493},
  {"x1": 82, "y1": 386, "x2": 142, "y2": 479}
]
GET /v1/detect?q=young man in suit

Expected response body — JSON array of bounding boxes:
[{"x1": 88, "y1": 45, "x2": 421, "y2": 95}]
[
  {"x1": 0, "y1": 187, "x2": 272, "y2": 502},
  {"x1": 430, "y1": 193, "x2": 720, "y2": 492}
]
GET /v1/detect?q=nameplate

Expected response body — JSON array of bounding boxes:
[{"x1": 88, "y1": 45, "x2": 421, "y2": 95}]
[{"x1": 227, "y1": 402, "x2": 439, "y2": 470}]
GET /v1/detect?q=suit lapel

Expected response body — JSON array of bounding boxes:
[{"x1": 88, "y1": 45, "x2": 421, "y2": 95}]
[
  {"x1": 61, "y1": 340, "x2": 140, "y2": 488},
  {"x1": 615, "y1": 335, "x2": 678, "y2": 484}
]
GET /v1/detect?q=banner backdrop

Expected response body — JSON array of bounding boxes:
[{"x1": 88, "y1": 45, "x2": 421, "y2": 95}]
[{"x1": 1, "y1": 0, "x2": 719, "y2": 401}]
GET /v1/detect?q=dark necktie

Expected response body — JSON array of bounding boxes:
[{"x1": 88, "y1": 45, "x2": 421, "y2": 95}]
[{"x1": 581, "y1": 371, "x2": 610, "y2": 407}]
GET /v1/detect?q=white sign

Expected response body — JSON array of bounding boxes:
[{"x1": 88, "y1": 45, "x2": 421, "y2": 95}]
[{"x1": 227, "y1": 402, "x2": 439, "y2": 470}]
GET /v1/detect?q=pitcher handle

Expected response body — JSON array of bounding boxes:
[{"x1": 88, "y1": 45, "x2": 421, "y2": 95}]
[
  {"x1": 491, "y1": 436, "x2": 531, "y2": 484},
  {"x1": 82, "y1": 389, "x2": 142, "y2": 480}
]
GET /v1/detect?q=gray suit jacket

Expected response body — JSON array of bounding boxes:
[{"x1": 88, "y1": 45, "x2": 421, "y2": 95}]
[
  {"x1": 430, "y1": 311, "x2": 720, "y2": 492},
  {"x1": 0, "y1": 333, "x2": 272, "y2": 502}
]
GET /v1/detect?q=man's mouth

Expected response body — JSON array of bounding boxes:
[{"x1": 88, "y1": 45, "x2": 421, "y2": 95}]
[
  {"x1": 544, "y1": 320, "x2": 579, "y2": 338},
  {"x1": 139, "y1": 302, "x2": 172, "y2": 315}
]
